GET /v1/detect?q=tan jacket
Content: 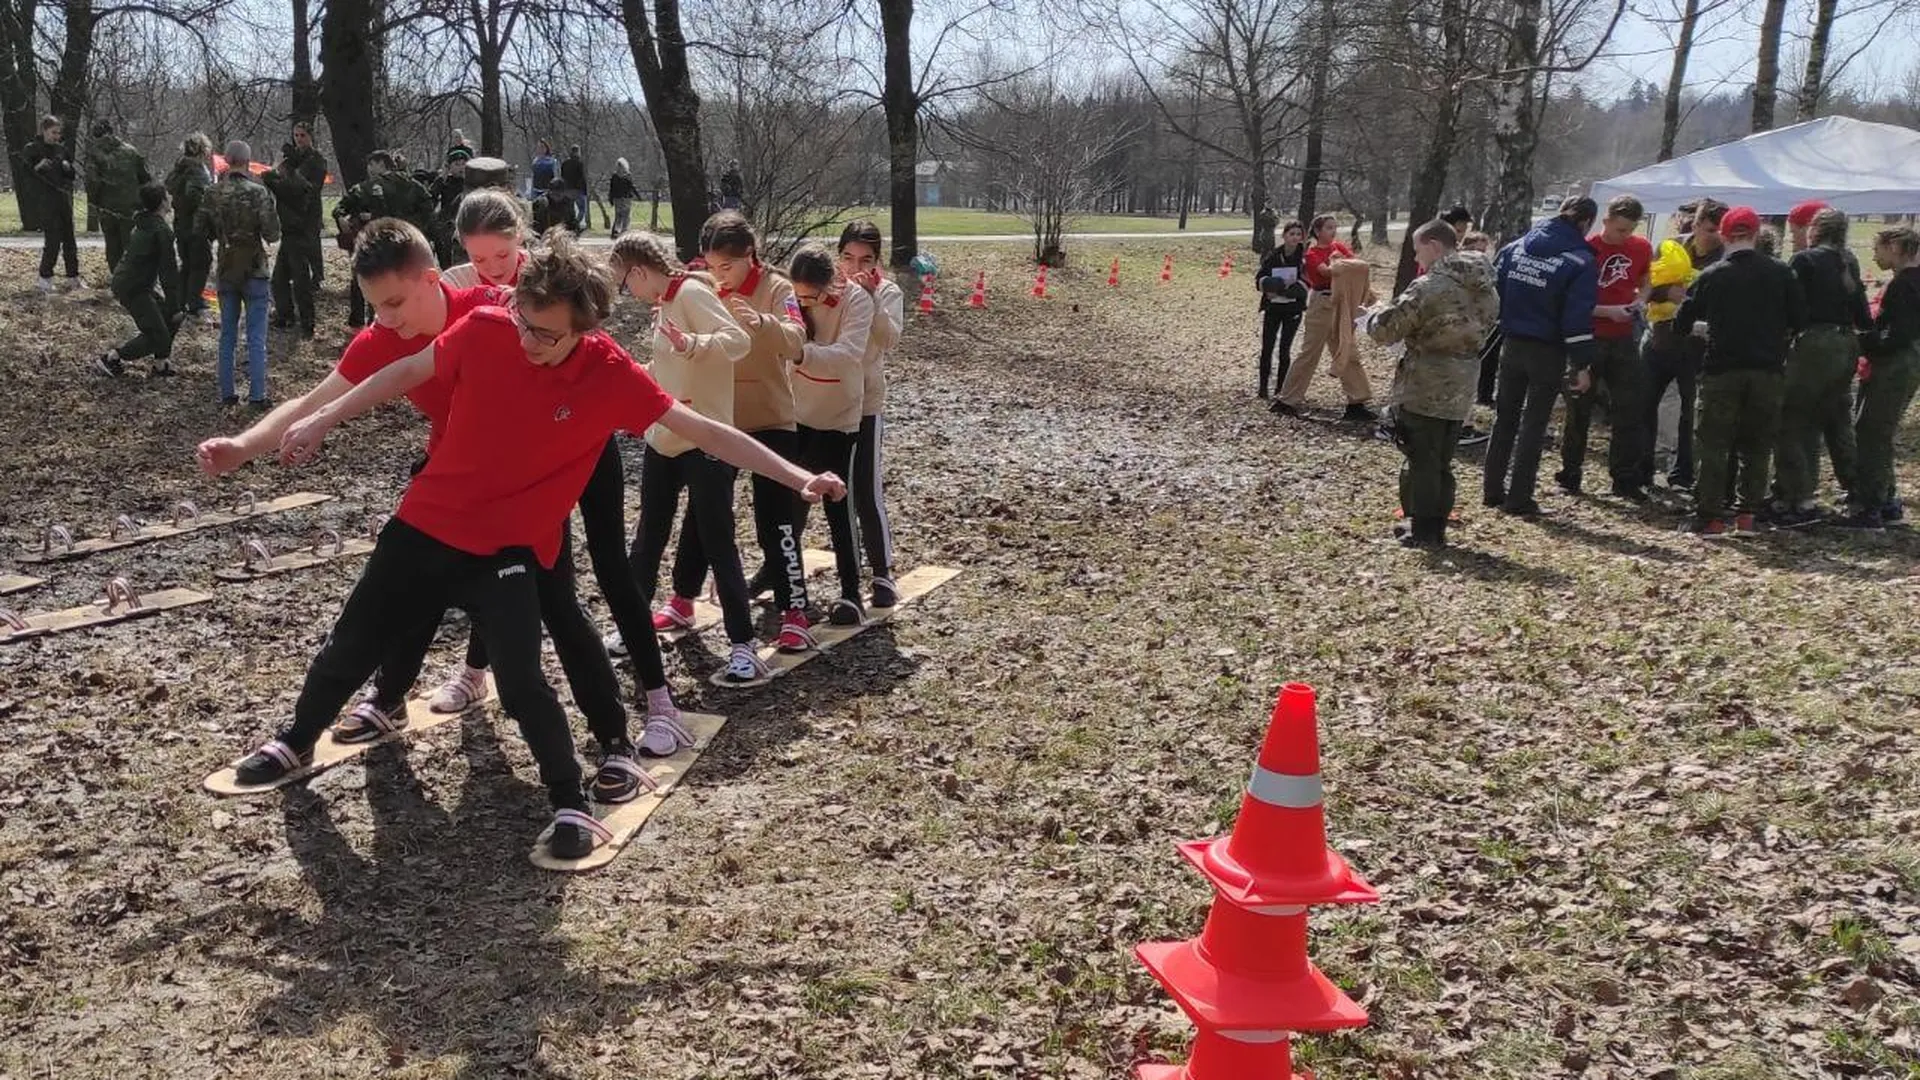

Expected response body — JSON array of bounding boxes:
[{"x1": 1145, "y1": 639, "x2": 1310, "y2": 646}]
[
  {"x1": 721, "y1": 263, "x2": 807, "y2": 432},
  {"x1": 644, "y1": 275, "x2": 751, "y2": 456},
  {"x1": 793, "y1": 282, "x2": 873, "y2": 434},
  {"x1": 861, "y1": 278, "x2": 904, "y2": 416}
]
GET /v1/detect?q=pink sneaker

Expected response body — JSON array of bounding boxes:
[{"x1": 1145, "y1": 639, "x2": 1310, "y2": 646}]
[
  {"x1": 774, "y1": 610, "x2": 815, "y2": 653},
  {"x1": 651, "y1": 595, "x2": 696, "y2": 632}
]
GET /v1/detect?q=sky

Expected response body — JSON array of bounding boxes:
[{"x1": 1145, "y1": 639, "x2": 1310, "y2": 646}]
[{"x1": 1584, "y1": 0, "x2": 1919, "y2": 101}]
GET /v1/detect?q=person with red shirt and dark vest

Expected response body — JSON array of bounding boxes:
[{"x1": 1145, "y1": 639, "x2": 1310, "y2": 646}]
[
  {"x1": 1273, "y1": 214, "x2": 1378, "y2": 422},
  {"x1": 1557, "y1": 194, "x2": 1653, "y2": 501},
  {"x1": 610, "y1": 231, "x2": 770, "y2": 684},
  {"x1": 235, "y1": 233, "x2": 844, "y2": 859},
  {"x1": 655, "y1": 212, "x2": 816, "y2": 652}
]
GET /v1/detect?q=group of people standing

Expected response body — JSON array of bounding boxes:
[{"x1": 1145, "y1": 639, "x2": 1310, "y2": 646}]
[
  {"x1": 1256, "y1": 192, "x2": 1920, "y2": 545},
  {"x1": 188, "y1": 191, "x2": 904, "y2": 859}
]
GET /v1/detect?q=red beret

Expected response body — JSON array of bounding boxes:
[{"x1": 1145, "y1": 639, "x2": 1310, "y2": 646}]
[
  {"x1": 1720, "y1": 206, "x2": 1761, "y2": 238},
  {"x1": 1788, "y1": 200, "x2": 1828, "y2": 227}
]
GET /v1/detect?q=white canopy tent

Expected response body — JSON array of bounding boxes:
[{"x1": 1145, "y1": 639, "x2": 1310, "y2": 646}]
[{"x1": 1588, "y1": 115, "x2": 1920, "y2": 216}]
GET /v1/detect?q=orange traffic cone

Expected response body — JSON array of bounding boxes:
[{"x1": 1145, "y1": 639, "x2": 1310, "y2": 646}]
[
  {"x1": 1136, "y1": 1030, "x2": 1304, "y2": 1080},
  {"x1": 1107, "y1": 258, "x2": 1120, "y2": 288},
  {"x1": 1136, "y1": 902, "x2": 1367, "y2": 1035},
  {"x1": 967, "y1": 270, "x2": 987, "y2": 309},
  {"x1": 1031, "y1": 264, "x2": 1048, "y2": 299},
  {"x1": 917, "y1": 274, "x2": 936, "y2": 315},
  {"x1": 1217, "y1": 251, "x2": 1234, "y2": 278},
  {"x1": 1181, "y1": 682, "x2": 1378, "y2": 908},
  {"x1": 1160, "y1": 253, "x2": 1173, "y2": 284}
]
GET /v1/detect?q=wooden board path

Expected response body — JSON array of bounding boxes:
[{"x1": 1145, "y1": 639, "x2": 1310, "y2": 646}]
[
  {"x1": 22, "y1": 492, "x2": 335, "y2": 564},
  {"x1": 0, "y1": 581, "x2": 210, "y2": 644},
  {"x1": 202, "y1": 686, "x2": 500, "y2": 795},
  {"x1": 213, "y1": 530, "x2": 379, "y2": 583},
  {"x1": 0, "y1": 575, "x2": 42, "y2": 596},
  {"x1": 529, "y1": 710, "x2": 726, "y2": 872},
  {"x1": 709, "y1": 564, "x2": 960, "y2": 688},
  {"x1": 657, "y1": 547, "x2": 837, "y2": 642}
]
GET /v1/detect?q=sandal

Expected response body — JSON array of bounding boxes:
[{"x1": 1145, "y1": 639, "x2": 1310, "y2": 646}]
[
  {"x1": 332, "y1": 698, "x2": 409, "y2": 744},
  {"x1": 549, "y1": 808, "x2": 614, "y2": 859}
]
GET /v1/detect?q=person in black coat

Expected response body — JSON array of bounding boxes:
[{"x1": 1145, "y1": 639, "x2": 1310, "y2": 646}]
[
  {"x1": 26, "y1": 114, "x2": 80, "y2": 290},
  {"x1": 1256, "y1": 220, "x2": 1308, "y2": 401}
]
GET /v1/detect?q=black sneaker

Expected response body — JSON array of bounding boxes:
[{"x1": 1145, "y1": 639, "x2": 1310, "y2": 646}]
[
  {"x1": 1554, "y1": 470, "x2": 1582, "y2": 496},
  {"x1": 1610, "y1": 483, "x2": 1650, "y2": 503},
  {"x1": 1773, "y1": 506, "x2": 1823, "y2": 529},
  {"x1": 590, "y1": 743, "x2": 647, "y2": 804},
  {"x1": 1883, "y1": 500, "x2": 1905, "y2": 524},
  {"x1": 1342, "y1": 403, "x2": 1380, "y2": 424},
  {"x1": 232, "y1": 739, "x2": 313, "y2": 786},
  {"x1": 830, "y1": 597, "x2": 866, "y2": 626},
  {"x1": 1501, "y1": 500, "x2": 1545, "y2": 518},
  {"x1": 221, "y1": 395, "x2": 240, "y2": 406},
  {"x1": 248, "y1": 398, "x2": 273, "y2": 411},
  {"x1": 1271, "y1": 401, "x2": 1304, "y2": 418},
  {"x1": 93, "y1": 350, "x2": 124, "y2": 377},
  {"x1": 870, "y1": 576, "x2": 899, "y2": 609},
  {"x1": 1457, "y1": 425, "x2": 1491, "y2": 447},
  {"x1": 1831, "y1": 507, "x2": 1886, "y2": 530},
  {"x1": 148, "y1": 362, "x2": 176, "y2": 378},
  {"x1": 547, "y1": 808, "x2": 608, "y2": 860},
  {"x1": 300, "y1": 323, "x2": 316, "y2": 339},
  {"x1": 1483, "y1": 490, "x2": 1506, "y2": 509},
  {"x1": 1667, "y1": 473, "x2": 1695, "y2": 491},
  {"x1": 270, "y1": 316, "x2": 293, "y2": 330}
]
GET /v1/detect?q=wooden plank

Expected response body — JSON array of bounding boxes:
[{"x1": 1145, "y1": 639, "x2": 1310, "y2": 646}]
[
  {"x1": 0, "y1": 587, "x2": 211, "y2": 644},
  {"x1": 0, "y1": 575, "x2": 43, "y2": 596},
  {"x1": 20, "y1": 492, "x2": 335, "y2": 564},
  {"x1": 654, "y1": 547, "x2": 837, "y2": 642},
  {"x1": 213, "y1": 536, "x2": 378, "y2": 583},
  {"x1": 202, "y1": 686, "x2": 499, "y2": 796},
  {"x1": 708, "y1": 564, "x2": 960, "y2": 688},
  {"x1": 529, "y1": 711, "x2": 727, "y2": 872}
]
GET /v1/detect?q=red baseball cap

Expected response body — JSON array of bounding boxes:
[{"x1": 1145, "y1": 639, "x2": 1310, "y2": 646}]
[
  {"x1": 1720, "y1": 206, "x2": 1761, "y2": 238},
  {"x1": 1788, "y1": 200, "x2": 1828, "y2": 227}
]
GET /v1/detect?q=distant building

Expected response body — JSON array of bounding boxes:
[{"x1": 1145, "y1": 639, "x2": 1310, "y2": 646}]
[{"x1": 916, "y1": 160, "x2": 949, "y2": 207}]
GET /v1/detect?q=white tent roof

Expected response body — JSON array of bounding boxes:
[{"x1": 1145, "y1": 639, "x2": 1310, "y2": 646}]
[{"x1": 1588, "y1": 115, "x2": 1920, "y2": 215}]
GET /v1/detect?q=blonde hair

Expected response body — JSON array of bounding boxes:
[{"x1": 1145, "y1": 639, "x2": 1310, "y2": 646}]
[
  {"x1": 455, "y1": 188, "x2": 525, "y2": 240},
  {"x1": 609, "y1": 230, "x2": 679, "y2": 275},
  {"x1": 516, "y1": 228, "x2": 614, "y2": 331}
]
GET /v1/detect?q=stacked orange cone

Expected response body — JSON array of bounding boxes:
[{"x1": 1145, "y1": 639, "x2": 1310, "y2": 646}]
[
  {"x1": 1135, "y1": 682, "x2": 1376, "y2": 1079},
  {"x1": 917, "y1": 274, "x2": 936, "y2": 315},
  {"x1": 1107, "y1": 258, "x2": 1121, "y2": 287},
  {"x1": 967, "y1": 270, "x2": 987, "y2": 309},
  {"x1": 1217, "y1": 251, "x2": 1234, "y2": 278},
  {"x1": 1160, "y1": 253, "x2": 1173, "y2": 284},
  {"x1": 1031, "y1": 264, "x2": 1049, "y2": 299}
]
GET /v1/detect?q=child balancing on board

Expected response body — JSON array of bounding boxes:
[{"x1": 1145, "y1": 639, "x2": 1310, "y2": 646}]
[{"x1": 1363, "y1": 219, "x2": 1500, "y2": 548}]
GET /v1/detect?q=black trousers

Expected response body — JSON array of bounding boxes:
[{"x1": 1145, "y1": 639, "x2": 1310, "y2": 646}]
[
  {"x1": 348, "y1": 279, "x2": 367, "y2": 326},
  {"x1": 1561, "y1": 335, "x2": 1648, "y2": 489},
  {"x1": 851, "y1": 413, "x2": 893, "y2": 578},
  {"x1": 1484, "y1": 336, "x2": 1567, "y2": 508},
  {"x1": 796, "y1": 425, "x2": 863, "y2": 603},
  {"x1": 177, "y1": 231, "x2": 211, "y2": 312},
  {"x1": 38, "y1": 200, "x2": 79, "y2": 280},
  {"x1": 629, "y1": 444, "x2": 754, "y2": 644},
  {"x1": 1259, "y1": 304, "x2": 1302, "y2": 396},
  {"x1": 271, "y1": 236, "x2": 320, "y2": 329},
  {"x1": 1640, "y1": 331, "x2": 1700, "y2": 487},
  {"x1": 114, "y1": 287, "x2": 177, "y2": 362},
  {"x1": 1476, "y1": 327, "x2": 1504, "y2": 406},
  {"x1": 674, "y1": 427, "x2": 809, "y2": 614},
  {"x1": 278, "y1": 519, "x2": 596, "y2": 810}
]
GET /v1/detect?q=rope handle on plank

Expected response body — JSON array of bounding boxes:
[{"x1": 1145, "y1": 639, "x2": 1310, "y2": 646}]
[
  {"x1": 109, "y1": 514, "x2": 141, "y2": 541},
  {"x1": 234, "y1": 489, "x2": 257, "y2": 517},
  {"x1": 241, "y1": 535, "x2": 273, "y2": 570},
  {"x1": 41, "y1": 524, "x2": 73, "y2": 555},
  {"x1": 103, "y1": 577, "x2": 143, "y2": 614},
  {"x1": 367, "y1": 514, "x2": 386, "y2": 541},
  {"x1": 0, "y1": 606, "x2": 27, "y2": 632},
  {"x1": 313, "y1": 529, "x2": 343, "y2": 557},
  {"x1": 171, "y1": 501, "x2": 199, "y2": 528}
]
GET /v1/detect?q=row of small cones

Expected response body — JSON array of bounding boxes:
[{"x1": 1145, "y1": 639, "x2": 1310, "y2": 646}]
[{"x1": 912, "y1": 251, "x2": 1240, "y2": 313}]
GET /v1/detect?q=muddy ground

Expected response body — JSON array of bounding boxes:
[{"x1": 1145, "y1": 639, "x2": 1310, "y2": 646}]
[{"x1": 0, "y1": 239, "x2": 1916, "y2": 1080}]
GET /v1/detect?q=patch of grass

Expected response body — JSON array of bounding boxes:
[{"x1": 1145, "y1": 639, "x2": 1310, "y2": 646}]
[
  {"x1": 1830, "y1": 915, "x2": 1894, "y2": 964},
  {"x1": 801, "y1": 971, "x2": 888, "y2": 1018}
]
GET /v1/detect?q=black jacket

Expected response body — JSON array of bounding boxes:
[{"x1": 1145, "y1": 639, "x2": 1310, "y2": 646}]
[
  {"x1": 25, "y1": 140, "x2": 77, "y2": 196},
  {"x1": 560, "y1": 155, "x2": 587, "y2": 194},
  {"x1": 1675, "y1": 249, "x2": 1807, "y2": 374},
  {"x1": 1257, "y1": 243, "x2": 1307, "y2": 311},
  {"x1": 1867, "y1": 266, "x2": 1920, "y2": 359},
  {"x1": 1790, "y1": 245, "x2": 1872, "y2": 331},
  {"x1": 608, "y1": 172, "x2": 637, "y2": 201}
]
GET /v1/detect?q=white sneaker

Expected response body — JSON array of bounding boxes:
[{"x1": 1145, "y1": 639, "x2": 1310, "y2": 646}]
[
  {"x1": 721, "y1": 642, "x2": 770, "y2": 683},
  {"x1": 639, "y1": 712, "x2": 694, "y2": 757},
  {"x1": 428, "y1": 665, "x2": 491, "y2": 714},
  {"x1": 36, "y1": 276, "x2": 53, "y2": 294},
  {"x1": 602, "y1": 629, "x2": 628, "y2": 657}
]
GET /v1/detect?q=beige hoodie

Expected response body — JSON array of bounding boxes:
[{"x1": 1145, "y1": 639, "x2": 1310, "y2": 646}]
[
  {"x1": 861, "y1": 278, "x2": 904, "y2": 416},
  {"x1": 792, "y1": 282, "x2": 873, "y2": 434},
  {"x1": 720, "y1": 263, "x2": 807, "y2": 432},
  {"x1": 645, "y1": 274, "x2": 751, "y2": 456}
]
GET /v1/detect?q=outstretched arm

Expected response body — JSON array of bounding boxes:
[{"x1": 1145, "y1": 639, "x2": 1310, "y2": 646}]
[
  {"x1": 196, "y1": 372, "x2": 356, "y2": 476},
  {"x1": 657, "y1": 403, "x2": 845, "y2": 502},
  {"x1": 276, "y1": 353, "x2": 435, "y2": 465}
]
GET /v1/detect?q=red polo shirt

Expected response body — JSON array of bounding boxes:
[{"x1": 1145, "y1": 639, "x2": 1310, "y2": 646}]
[
  {"x1": 1303, "y1": 241, "x2": 1353, "y2": 292},
  {"x1": 395, "y1": 308, "x2": 676, "y2": 568},
  {"x1": 333, "y1": 283, "x2": 506, "y2": 454}
]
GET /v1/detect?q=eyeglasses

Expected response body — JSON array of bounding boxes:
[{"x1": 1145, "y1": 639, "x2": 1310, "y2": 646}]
[{"x1": 511, "y1": 303, "x2": 567, "y2": 347}]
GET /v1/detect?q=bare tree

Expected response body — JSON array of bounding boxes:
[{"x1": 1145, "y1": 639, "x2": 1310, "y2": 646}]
[
  {"x1": 612, "y1": 0, "x2": 709, "y2": 258},
  {"x1": 1752, "y1": 0, "x2": 1787, "y2": 130},
  {"x1": 1484, "y1": 0, "x2": 1626, "y2": 237}
]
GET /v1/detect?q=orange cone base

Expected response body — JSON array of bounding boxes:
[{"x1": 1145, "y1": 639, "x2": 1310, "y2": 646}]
[
  {"x1": 1135, "y1": 1030, "x2": 1314, "y2": 1080},
  {"x1": 1136, "y1": 939, "x2": 1368, "y2": 1034},
  {"x1": 1180, "y1": 836, "x2": 1379, "y2": 908},
  {"x1": 1137, "y1": 1063, "x2": 1312, "y2": 1080}
]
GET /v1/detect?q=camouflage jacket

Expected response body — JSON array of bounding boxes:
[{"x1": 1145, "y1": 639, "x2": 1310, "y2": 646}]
[
  {"x1": 87, "y1": 136, "x2": 151, "y2": 216},
  {"x1": 1366, "y1": 251, "x2": 1500, "y2": 422},
  {"x1": 263, "y1": 146, "x2": 329, "y2": 233},
  {"x1": 110, "y1": 210, "x2": 181, "y2": 310},
  {"x1": 164, "y1": 155, "x2": 215, "y2": 238},
  {"x1": 196, "y1": 172, "x2": 281, "y2": 284}
]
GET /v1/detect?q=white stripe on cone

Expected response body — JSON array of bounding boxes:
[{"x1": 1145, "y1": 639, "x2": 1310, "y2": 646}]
[{"x1": 1246, "y1": 763, "x2": 1324, "y2": 808}]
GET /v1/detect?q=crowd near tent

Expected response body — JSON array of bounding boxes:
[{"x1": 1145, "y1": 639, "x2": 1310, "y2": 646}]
[{"x1": 1588, "y1": 116, "x2": 1920, "y2": 216}]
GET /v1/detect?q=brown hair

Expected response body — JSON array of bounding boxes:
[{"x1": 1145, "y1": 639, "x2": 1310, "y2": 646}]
[
  {"x1": 1755, "y1": 225, "x2": 1780, "y2": 258},
  {"x1": 789, "y1": 244, "x2": 837, "y2": 339},
  {"x1": 1605, "y1": 195, "x2": 1644, "y2": 224},
  {"x1": 351, "y1": 218, "x2": 436, "y2": 281},
  {"x1": 1462, "y1": 231, "x2": 1491, "y2": 251},
  {"x1": 1876, "y1": 226, "x2": 1920, "y2": 263},
  {"x1": 1694, "y1": 198, "x2": 1727, "y2": 226},
  {"x1": 455, "y1": 188, "x2": 525, "y2": 240},
  {"x1": 700, "y1": 210, "x2": 757, "y2": 259},
  {"x1": 1413, "y1": 218, "x2": 1459, "y2": 250},
  {"x1": 1309, "y1": 214, "x2": 1338, "y2": 240},
  {"x1": 837, "y1": 219, "x2": 883, "y2": 253},
  {"x1": 517, "y1": 228, "x2": 614, "y2": 331},
  {"x1": 1810, "y1": 207, "x2": 1849, "y2": 248},
  {"x1": 609, "y1": 230, "x2": 680, "y2": 276}
]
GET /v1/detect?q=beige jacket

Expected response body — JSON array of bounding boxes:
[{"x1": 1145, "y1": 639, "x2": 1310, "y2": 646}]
[
  {"x1": 722, "y1": 264, "x2": 807, "y2": 432},
  {"x1": 644, "y1": 275, "x2": 751, "y2": 456},
  {"x1": 861, "y1": 278, "x2": 904, "y2": 416},
  {"x1": 793, "y1": 282, "x2": 873, "y2": 434}
]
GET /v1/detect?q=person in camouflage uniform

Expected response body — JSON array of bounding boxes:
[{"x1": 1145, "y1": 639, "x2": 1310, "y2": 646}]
[
  {"x1": 197, "y1": 141, "x2": 281, "y2": 407},
  {"x1": 263, "y1": 123, "x2": 330, "y2": 336},
  {"x1": 95, "y1": 182, "x2": 183, "y2": 379},
  {"x1": 85, "y1": 119, "x2": 152, "y2": 271},
  {"x1": 332, "y1": 150, "x2": 433, "y2": 327},
  {"x1": 429, "y1": 146, "x2": 472, "y2": 267},
  {"x1": 26, "y1": 115, "x2": 80, "y2": 290},
  {"x1": 1772, "y1": 206, "x2": 1872, "y2": 526},
  {"x1": 164, "y1": 132, "x2": 216, "y2": 319},
  {"x1": 1839, "y1": 227, "x2": 1920, "y2": 529},
  {"x1": 1365, "y1": 219, "x2": 1501, "y2": 548}
]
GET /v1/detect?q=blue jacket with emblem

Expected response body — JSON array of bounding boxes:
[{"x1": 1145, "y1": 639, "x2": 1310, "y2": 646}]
[{"x1": 1492, "y1": 215, "x2": 1599, "y2": 371}]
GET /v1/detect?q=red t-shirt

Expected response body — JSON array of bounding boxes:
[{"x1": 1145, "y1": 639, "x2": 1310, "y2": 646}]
[
  {"x1": 333, "y1": 283, "x2": 506, "y2": 454},
  {"x1": 395, "y1": 308, "x2": 676, "y2": 568},
  {"x1": 1588, "y1": 233, "x2": 1653, "y2": 340},
  {"x1": 1303, "y1": 241, "x2": 1353, "y2": 292}
]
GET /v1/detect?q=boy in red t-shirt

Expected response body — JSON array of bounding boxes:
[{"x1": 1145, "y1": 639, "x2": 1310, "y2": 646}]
[
  {"x1": 227, "y1": 235, "x2": 845, "y2": 859},
  {"x1": 1558, "y1": 194, "x2": 1653, "y2": 501}
]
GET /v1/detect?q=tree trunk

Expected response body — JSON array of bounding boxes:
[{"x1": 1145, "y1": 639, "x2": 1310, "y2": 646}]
[
  {"x1": 1796, "y1": 0, "x2": 1838, "y2": 121},
  {"x1": 478, "y1": 39, "x2": 504, "y2": 156},
  {"x1": 1396, "y1": 80, "x2": 1464, "y2": 292},
  {"x1": 879, "y1": 0, "x2": 916, "y2": 268},
  {"x1": 1369, "y1": 170, "x2": 1390, "y2": 245},
  {"x1": 1752, "y1": 0, "x2": 1787, "y2": 132},
  {"x1": 621, "y1": 0, "x2": 710, "y2": 259},
  {"x1": 0, "y1": 0, "x2": 41, "y2": 231},
  {"x1": 51, "y1": 0, "x2": 92, "y2": 231},
  {"x1": 1296, "y1": 0, "x2": 1334, "y2": 222},
  {"x1": 1488, "y1": 0, "x2": 1542, "y2": 239},
  {"x1": 1658, "y1": 0, "x2": 1699, "y2": 160},
  {"x1": 320, "y1": 0, "x2": 382, "y2": 187},
  {"x1": 290, "y1": 0, "x2": 320, "y2": 126}
]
